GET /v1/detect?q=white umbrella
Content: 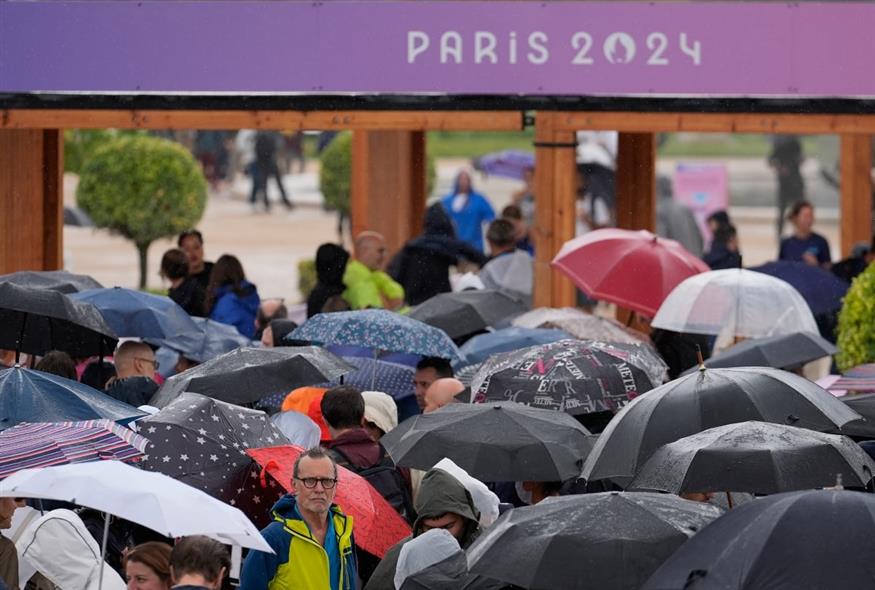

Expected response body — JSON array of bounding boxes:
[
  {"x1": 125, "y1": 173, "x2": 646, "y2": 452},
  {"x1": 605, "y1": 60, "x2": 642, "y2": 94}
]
[
  {"x1": 651, "y1": 268, "x2": 818, "y2": 340},
  {"x1": 0, "y1": 461, "x2": 273, "y2": 585}
]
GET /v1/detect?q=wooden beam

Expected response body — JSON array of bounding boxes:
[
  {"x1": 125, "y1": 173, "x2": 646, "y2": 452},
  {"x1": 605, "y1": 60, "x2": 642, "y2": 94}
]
[
  {"x1": 615, "y1": 133, "x2": 656, "y2": 232},
  {"x1": 0, "y1": 129, "x2": 63, "y2": 273},
  {"x1": 552, "y1": 112, "x2": 875, "y2": 135},
  {"x1": 840, "y1": 134, "x2": 873, "y2": 257},
  {"x1": 533, "y1": 112, "x2": 577, "y2": 308},
  {"x1": 1, "y1": 109, "x2": 523, "y2": 132}
]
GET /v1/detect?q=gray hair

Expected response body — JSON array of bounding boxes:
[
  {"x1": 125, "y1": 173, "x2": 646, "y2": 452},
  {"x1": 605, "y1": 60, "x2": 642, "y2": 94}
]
[{"x1": 292, "y1": 446, "x2": 338, "y2": 480}]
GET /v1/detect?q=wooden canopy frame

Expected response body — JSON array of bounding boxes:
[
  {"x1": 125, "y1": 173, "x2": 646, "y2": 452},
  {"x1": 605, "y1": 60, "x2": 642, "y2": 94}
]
[{"x1": 1, "y1": 107, "x2": 871, "y2": 308}]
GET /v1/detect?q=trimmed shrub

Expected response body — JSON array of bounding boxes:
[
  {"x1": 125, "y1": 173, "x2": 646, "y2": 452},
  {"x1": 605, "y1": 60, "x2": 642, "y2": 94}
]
[
  {"x1": 837, "y1": 263, "x2": 875, "y2": 371},
  {"x1": 77, "y1": 135, "x2": 207, "y2": 289}
]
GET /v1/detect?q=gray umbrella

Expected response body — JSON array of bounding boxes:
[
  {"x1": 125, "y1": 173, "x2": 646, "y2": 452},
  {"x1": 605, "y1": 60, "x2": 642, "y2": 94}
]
[
  {"x1": 681, "y1": 332, "x2": 836, "y2": 373},
  {"x1": 381, "y1": 402, "x2": 594, "y2": 481},
  {"x1": 150, "y1": 346, "x2": 354, "y2": 407},
  {"x1": 629, "y1": 421, "x2": 875, "y2": 495},
  {"x1": 467, "y1": 492, "x2": 723, "y2": 590},
  {"x1": 408, "y1": 290, "x2": 528, "y2": 339},
  {"x1": 0, "y1": 270, "x2": 103, "y2": 294},
  {"x1": 581, "y1": 367, "x2": 862, "y2": 488},
  {"x1": 0, "y1": 282, "x2": 117, "y2": 359},
  {"x1": 643, "y1": 490, "x2": 875, "y2": 590},
  {"x1": 836, "y1": 393, "x2": 875, "y2": 438}
]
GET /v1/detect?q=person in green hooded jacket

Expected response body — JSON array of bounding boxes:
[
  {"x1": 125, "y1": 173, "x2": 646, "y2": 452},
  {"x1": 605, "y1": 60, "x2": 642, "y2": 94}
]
[{"x1": 363, "y1": 467, "x2": 481, "y2": 590}]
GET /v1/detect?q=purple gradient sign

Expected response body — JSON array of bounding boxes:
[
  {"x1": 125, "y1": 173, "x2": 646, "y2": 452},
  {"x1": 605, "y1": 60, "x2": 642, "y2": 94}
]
[{"x1": 1, "y1": 1, "x2": 874, "y2": 97}]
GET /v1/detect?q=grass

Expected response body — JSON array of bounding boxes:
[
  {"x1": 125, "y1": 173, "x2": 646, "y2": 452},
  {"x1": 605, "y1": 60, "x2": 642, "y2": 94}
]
[{"x1": 420, "y1": 130, "x2": 827, "y2": 160}]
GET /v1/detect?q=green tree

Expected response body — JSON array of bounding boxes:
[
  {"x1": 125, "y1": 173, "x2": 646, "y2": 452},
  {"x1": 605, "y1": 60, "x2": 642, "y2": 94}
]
[
  {"x1": 76, "y1": 135, "x2": 207, "y2": 289},
  {"x1": 837, "y1": 264, "x2": 875, "y2": 371}
]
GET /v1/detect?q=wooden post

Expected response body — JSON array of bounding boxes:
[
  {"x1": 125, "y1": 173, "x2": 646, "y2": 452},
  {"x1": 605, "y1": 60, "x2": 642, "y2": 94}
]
[
  {"x1": 840, "y1": 134, "x2": 873, "y2": 257},
  {"x1": 616, "y1": 132, "x2": 656, "y2": 231},
  {"x1": 533, "y1": 113, "x2": 577, "y2": 308},
  {"x1": 0, "y1": 129, "x2": 63, "y2": 274},
  {"x1": 615, "y1": 132, "x2": 656, "y2": 325},
  {"x1": 350, "y1": 130, "x2": 426, "y2": 256}
]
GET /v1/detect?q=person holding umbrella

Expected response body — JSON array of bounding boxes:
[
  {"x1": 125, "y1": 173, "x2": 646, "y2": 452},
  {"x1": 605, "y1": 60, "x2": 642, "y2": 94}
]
[
  {"x1": 364, "y1": 467, "x2": 482, "y2": 590},
  {"x1": 239, "y1": 447, "x2": 357, "y2": 590},
  {"x1": 124, "y1": 542, "x2": 172, "y2": 590}
]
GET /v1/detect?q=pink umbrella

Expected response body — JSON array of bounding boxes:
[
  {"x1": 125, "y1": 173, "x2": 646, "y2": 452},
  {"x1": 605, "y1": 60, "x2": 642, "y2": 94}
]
[{"x1": 552, "y1": 228, "x2": 710, "y2": 317}]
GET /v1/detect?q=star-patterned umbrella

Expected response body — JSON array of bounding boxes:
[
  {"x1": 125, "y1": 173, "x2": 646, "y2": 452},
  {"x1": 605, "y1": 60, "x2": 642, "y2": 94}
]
[{"x1": 138, "y1": 392, "x2": 289, "y2": 528}]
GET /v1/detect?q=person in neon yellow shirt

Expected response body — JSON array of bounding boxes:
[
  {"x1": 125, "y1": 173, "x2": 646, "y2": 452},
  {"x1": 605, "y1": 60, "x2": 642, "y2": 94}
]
[{"x1": 343, "y1": 232, "x2": 404, "y2": 310}]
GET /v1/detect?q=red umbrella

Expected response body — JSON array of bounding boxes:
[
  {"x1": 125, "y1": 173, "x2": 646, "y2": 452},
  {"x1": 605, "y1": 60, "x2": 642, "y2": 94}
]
[
  {"x1": 247, "y1": 445, "x2": 411, "y2": 558},
  {"x1": 552, "y1": 228, "x2": 709, "y2": 317}
]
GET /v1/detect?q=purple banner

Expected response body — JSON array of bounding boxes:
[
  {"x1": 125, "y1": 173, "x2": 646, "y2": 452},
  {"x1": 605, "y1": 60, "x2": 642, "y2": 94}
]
[{"x1": 1, "y1": 1, "x2": 874, "y2": 97}]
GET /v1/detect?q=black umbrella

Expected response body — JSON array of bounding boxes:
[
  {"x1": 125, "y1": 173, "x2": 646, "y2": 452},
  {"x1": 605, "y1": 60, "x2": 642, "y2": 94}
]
[
  {"x1": 0, "y1": 270, "x2": 103, "y2": 294},
  {"x1": 138, "y1": 392, "x2": 289, "y2": 528},
  {"x1": 467, "y1": 492, "x2": 722, "y2": 590},
  {"x1": 0, "y1": 282, "x2": 117, "y2": 359},
  {"x1": 629, "y1": 421, "x2": 875, "y2": 495},
  {"x1": 408, "y1": 290, "x2": 528, "y2": 339},
  {"x1": 643, "y1": 490, "x2": 875, "y2": 590},
  {"x1": 471, "y1": 339, "x2": 664, "y2": 416},
  {"x1": 581, "y1": 367, "x2": 862, "y2": 488},
  {"x1": 381, "y1": 402, "x2": 594, "y2": 481},
  {"x1": 836, "y1": 393, "x2": 875, "y2": 438},
  {"x1": 681, "y1": 332, "x2": 836, "y2": 373},
  {"x1": 150, "y1": 346, "x2": 354, "y2": 407}
]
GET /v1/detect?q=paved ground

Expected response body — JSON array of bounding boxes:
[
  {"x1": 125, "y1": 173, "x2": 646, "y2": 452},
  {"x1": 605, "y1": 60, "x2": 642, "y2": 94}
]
[{"x1": 63, "y1": 156, "x2": 840, "y2": 305}]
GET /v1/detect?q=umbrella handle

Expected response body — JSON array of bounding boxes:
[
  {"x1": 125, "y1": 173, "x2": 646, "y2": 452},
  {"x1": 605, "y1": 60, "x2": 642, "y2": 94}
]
[
  {"x1": 98, "y1": 511, "x2": 110, "y2": 590},
  {"x1": 14, "y1": 312, "x2": 27, "y2": 364},
  {"x1": 259, "y1": 460, "x2": 279, "y2": 489}
]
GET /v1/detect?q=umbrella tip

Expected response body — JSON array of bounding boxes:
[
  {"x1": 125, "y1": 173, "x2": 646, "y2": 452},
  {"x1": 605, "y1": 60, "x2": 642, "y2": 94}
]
[
  {"x1": 833, "y1": 473, "x2": 844, "y2": 490},
  {"x1": 696, "y1": 345, "x2": 705, "y2": 371}
]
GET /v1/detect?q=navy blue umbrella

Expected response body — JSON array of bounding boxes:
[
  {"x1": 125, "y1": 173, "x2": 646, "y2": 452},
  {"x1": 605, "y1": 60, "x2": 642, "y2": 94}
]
[
  {"x1": 749, "y1": 261, "x2": 849, "y2": 316},
  {"x1": 0, "y1": 366, "x2": 144, "y2": 431},
  {"x1": 456, "y1": 327, "x2": 571, "y2": 368},
  {"x1": 71, "y1": 287, "x2": 203, "y2": 350}
]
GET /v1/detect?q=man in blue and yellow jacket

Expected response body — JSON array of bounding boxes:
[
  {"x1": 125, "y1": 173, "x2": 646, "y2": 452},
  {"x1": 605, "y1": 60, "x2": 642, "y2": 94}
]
[{"x1": 240, "y1": 447, "x2": 358, "y2": 590}]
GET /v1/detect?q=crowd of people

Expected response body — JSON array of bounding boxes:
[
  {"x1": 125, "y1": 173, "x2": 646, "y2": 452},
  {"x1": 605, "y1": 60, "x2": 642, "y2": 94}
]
[{"x1": 5, "y1": 132, "x2": 875, "y2": 590}]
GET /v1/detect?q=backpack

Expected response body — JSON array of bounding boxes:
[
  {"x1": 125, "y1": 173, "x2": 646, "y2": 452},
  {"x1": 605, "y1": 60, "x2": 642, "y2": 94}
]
[{"x1": 328, "y1": 445, "x2": 418, "y2": 526}]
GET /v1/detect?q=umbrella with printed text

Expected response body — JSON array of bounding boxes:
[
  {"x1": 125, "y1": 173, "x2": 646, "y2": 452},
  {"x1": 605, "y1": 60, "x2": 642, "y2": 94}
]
[
  {"x1": 470, "y1": 339, "x2": 666, "y2": 415},
  {"x1": 552, "y1": 229, "x2": 710, "y2": 317},
  {"x1": 247, "y1": 444, "x2": 411, "y2": 558}
]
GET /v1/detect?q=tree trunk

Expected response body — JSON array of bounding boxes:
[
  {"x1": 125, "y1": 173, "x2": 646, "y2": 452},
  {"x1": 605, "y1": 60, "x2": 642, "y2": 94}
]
[{"x1": 136, "y1": 242, "x2": 150, "y2": 290}]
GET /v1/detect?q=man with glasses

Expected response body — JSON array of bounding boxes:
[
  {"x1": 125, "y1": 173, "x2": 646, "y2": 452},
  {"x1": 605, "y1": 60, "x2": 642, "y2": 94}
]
[
  {"x1": 105, "y1": 341, "x2": 160, "y2": 407},
  {"x1": 240, "y1": 447, "x2": 358, "y2": 590}
]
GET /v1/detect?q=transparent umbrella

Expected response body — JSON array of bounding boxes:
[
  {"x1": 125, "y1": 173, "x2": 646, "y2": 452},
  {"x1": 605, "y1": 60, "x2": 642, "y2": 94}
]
[{"x1": 651, "y1": 269, "x2": 818, "y2": 340}]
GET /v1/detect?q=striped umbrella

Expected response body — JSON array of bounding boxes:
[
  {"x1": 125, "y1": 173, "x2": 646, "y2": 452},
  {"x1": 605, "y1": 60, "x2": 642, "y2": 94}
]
[{"x1": 0, "y1": 420, "x2": 150, "y2": 479}]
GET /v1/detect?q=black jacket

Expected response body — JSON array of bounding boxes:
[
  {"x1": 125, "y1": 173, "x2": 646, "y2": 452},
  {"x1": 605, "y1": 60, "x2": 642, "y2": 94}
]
[
  {"x1": 389, "y1": 204, "x2": 488, "y2": 305},
  {"x1": 307, "y1": 243, "x2": 350, "y2": 317},
  {"x1": 105, "y1": 376, "x2": 158, "y2": 408}
]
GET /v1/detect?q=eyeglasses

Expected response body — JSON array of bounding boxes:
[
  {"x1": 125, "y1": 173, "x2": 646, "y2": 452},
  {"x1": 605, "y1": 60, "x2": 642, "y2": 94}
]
[
  {"x1": 135, "y1": 358, "x2": 160, "y2": 370},
  {"x1": 295, "y1": 477, "x2": 338, "y2": 489}
]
